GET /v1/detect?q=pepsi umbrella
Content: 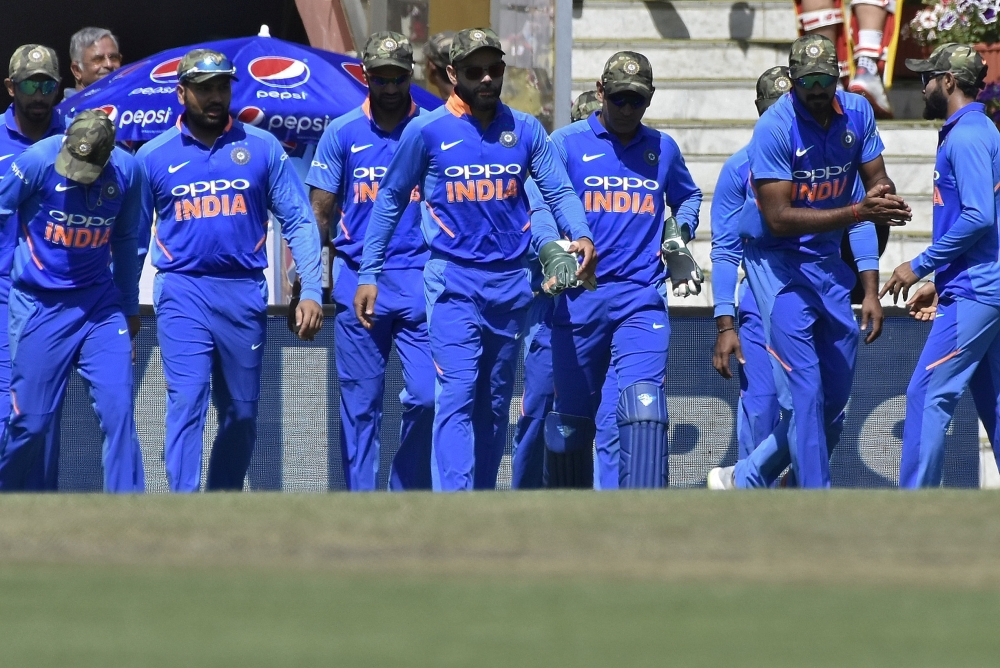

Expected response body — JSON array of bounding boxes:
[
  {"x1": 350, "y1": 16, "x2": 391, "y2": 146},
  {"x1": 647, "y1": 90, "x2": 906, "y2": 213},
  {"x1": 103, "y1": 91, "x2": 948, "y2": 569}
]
[{"x1": 58, "y1": 30, "x2": 442, "y2": 150}]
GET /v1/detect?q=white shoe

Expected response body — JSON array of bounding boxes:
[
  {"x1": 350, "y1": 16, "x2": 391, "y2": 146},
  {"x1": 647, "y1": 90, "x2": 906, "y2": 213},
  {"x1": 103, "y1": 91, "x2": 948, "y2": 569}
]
[
  {"x1": 707, "y1": 466, "x2": 736, "y2": 490},
  {"x1": 848, "y1": 72, "x2": 894, "y2": 119}
]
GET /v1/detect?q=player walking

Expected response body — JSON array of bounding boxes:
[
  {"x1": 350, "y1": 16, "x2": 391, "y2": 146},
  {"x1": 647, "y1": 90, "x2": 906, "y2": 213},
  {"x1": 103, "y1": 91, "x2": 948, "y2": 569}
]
[
  {"x1": 307, "y1": 33, "x2": 433, "y2": 491},
  {"x1": 880, "y1": 45, "x2": 999, "y2": 488},
  {"x1": 137, "y1": 49, "x2": 323, "y2": 492},
  {"x1": 0, "y1": 111, "x2": 145, "y2": 492},
  {"x1": 546, "y1": 52, "x2": 703, "y2": 489},
  {"x1": 354, "y1": 28, "x2": 594, "y2": 492},
  {"x1": 712, "y1": 36, "x2": 908, "y2": 489}
]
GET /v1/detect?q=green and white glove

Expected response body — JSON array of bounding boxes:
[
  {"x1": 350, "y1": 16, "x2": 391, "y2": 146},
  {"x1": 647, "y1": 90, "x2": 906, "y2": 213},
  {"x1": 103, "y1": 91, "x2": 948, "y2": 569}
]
[
  {"x1": 660, "y1": 216, "x2": 703, "y2": 298},
  {"x1": 539, "y1": 240, "x2": 587, "y2": 296}
]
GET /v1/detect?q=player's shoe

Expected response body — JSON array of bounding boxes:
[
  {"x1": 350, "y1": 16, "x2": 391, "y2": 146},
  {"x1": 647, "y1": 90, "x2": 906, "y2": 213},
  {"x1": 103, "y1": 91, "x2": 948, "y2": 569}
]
[
  {"x1": 848, "y1": 72, "x2": 894, "y2": 119},
  {"x1": 707, "y1": 466, "x2": 736, "y2": 490}
]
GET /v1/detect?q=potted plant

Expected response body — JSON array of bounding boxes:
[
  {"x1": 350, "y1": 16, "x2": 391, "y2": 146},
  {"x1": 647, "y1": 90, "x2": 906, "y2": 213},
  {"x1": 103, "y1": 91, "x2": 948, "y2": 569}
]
[{"x1": 908, "y1": 0, "x2": 1000, "y2": 82}]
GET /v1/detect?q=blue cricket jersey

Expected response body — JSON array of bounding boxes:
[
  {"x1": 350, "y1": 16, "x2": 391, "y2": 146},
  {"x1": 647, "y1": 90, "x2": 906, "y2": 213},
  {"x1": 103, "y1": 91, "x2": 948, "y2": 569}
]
[
  {"x1": 0, "y1": 137, "x2": 141, "y2": 315},
  {"x1": 550, "y1": 112, "x2": 702, "y2": 287},
  {"x1": 305, "y1": 100, "x2": 428, "y2": 270},
  {"x1": 358, "y1": 94, "x2": 589, "y2": 283},
  {"x1": 744, "y1": 91, "x2": 883, "y2": 257},
  {"x1": 911, "y1": 103, "x2": 1000, "y2": 307},
  {"x1": 0, "y1": 106, "x2": 65, "y2": 282},
  {"x1": 136, "y1": 115, "x2": 323, "y2": 303}
]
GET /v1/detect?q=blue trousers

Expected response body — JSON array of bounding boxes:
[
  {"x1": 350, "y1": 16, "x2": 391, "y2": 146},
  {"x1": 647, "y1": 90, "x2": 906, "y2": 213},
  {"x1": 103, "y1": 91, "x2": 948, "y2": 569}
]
[
  {"x1": 0, "y1": 283, "x2": 143, "y2": 493},
  {"x1": 155, "y1": 272, "x2": 267, "y2": 492},
  {"x1": 735, "y1": 280, "x2": 782, "y2": 463},
  {"x1": 425, "y1": 257, "x2": 532, "y2": 491},
  {"x1": 510, "y1": 295, "x2": 620, "y2": 490},
  {"x1": 334, "y1": 259, "x2": 433, "y2": 491},
  {"x1": 737, "y1": 248, "x2": 858, "y2": 488},
  {"x1": 900, "y1": 296, "x2": 1000, "y2": 488}
]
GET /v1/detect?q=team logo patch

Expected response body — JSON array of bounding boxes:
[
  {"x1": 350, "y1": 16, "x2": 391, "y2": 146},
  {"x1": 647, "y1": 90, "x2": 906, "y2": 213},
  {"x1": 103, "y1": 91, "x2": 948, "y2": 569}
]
[
  {"x1": 29, "y1": 48, "x2": 44, "y2": 62},
  {"x1": 638, "y1": 393, "x2": 655, "y2": 407},
  {"x1": 471, "y1": 30, "x2": 485, "y2": 41},
  {"x1": 76, "y1": 142, "x2": 92, "y2": 157},
  {"x1": 623, "y1": 60, "x2": 640, "y2": 75},
  {"x1": 103, "y1": 182, "x2": 119, "y2": 200},
  {"x1": 231, "y1": 147, "x2": 251, "y2": 165},
  {"x1": 806, "y1": 44, "x2": 821, "y2": 57},
  {"x1": 382, "y1": 38, "x2": 398, "y2": 51},
  {"x1": 841, "y1": 129, "x2": 857, "y2": 149},
  {"x1": 644, "y1": 149, "x2": 657, "y2": 165},
  {"x1": 499, "y1": 131, "x2": 517, "y2": 148},
  {"x1": 775, "y1": 76, "x2": 791, "y2": 91}
]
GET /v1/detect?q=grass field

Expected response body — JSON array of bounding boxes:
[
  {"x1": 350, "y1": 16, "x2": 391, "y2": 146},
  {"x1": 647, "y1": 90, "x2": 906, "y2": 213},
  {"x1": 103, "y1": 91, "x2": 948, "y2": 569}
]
[{"x1": 2, "y1": 491, "x2": 999, "y2": 666}]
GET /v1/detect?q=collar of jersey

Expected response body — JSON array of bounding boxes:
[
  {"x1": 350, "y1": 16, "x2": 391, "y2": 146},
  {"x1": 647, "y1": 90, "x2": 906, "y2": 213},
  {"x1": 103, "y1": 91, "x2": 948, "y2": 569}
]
[
  {"x1": 586, "y1": 111, "x2": 649, "y2": 148},
  {"x1": 444, "y1": 93, "x2": 510, "y2": 128},
  {"x1": 790, "y1": 90, "x2": 846, "y2": 128},
  {"x1": 361, "y1": 98, "x2": 418, "y2": 132},
  {"x1": 4, "y1": 104, "x2": 63, "y2": 142},
  {"x1": 176, "y1": 112, "x2": 235, "y2": 145},
  {"x1": 939, "y1": 102, "x2": 986, "y2": 145}
]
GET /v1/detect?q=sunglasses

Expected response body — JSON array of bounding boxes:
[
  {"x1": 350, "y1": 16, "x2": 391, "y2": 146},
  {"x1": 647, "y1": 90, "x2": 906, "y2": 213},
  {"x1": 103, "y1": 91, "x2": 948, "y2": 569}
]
[
  {"x1": 369, "y1": 73, "x2": 410, "y2": 86},
  {"x1": 795, "y1": 74, "x2": 837, "y2": 88},
  {"x1": 607, "y1": 93, "x2": 648, "y2": 108},
  {"x1": 921, "y1": 71, "x2": 948, "y2": 87},
  {"x1": 16, "y1": 79, "x2": 57, "y2": 95},
  {"x1": 460, "y1": 62, "x2": 506, "y2": 80}
]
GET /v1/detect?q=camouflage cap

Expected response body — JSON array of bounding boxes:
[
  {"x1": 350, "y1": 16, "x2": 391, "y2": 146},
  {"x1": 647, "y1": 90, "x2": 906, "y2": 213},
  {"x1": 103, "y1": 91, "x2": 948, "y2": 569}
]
[
  {"x1": 363, "y1": 31, "x2": 413, "y2": 70},
  {"x1": 601, "y1": 51, "x2": 654, "y2": 99},
  {"x1": 570, "y1": 90, "x2": 601, "y2": 122},
  {"x1": 177, "y1": 48, "x2": 237, "y2": 84},
  {"x1": 788, "y1": 35, "x2": 839, "y2": 79},
  {"x1": 423, "y1": 31, "x2": 455, "y2": 70},
  {"x1": 449, "y1": 28, "x2": 504, "y2": 64},
  {"x1": 9, "y1": 44, "x2": 59, "y2": 82},
  {"x1": 755, "y1": 66, "x2": 792, "y2": 115},
  {"x1": 906, "y1": 43, "x2": 986, "y2": 87},
  {"x1": 55, "y1": 109, "x2": 115, "y2": 185}
]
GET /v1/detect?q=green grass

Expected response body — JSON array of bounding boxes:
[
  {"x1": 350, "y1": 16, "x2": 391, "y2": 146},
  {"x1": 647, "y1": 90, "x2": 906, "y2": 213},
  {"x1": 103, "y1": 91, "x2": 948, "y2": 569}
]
[{"x1": 1, "y1": 491, "x2": 998, "y2": 666}]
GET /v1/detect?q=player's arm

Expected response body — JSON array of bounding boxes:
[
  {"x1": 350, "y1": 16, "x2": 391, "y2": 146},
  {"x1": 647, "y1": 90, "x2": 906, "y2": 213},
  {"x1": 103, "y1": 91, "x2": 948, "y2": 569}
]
[
  {"x1": 845, "y1": 176, "x2": 884, "y2": 343},
  {"x1": 525, "y1": 178, "x2": 591, "y2": 295},
  {"x1": 0, "y1": 151, "x2": 40, "y2": 230},
  {"x1": 265, "y1": 138, "x2": 324, "y2": 341},
  {"x1": 663, "y1": 137, "x2": 702, "y2": 238},
  {"x1": 110, "y1": 153, "x2": 143, "y2": 333},
  {"x1": 304, "y1": 123, "x2": 346, "y2": 245},
  {"x1": 710, "y1": 157, "x2": 746, "y2": 379}
]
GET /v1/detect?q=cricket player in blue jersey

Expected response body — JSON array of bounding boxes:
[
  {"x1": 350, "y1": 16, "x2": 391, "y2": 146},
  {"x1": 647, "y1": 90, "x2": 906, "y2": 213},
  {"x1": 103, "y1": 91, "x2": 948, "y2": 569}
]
[
  {"x1": 0, "y1": 45, "x2": 66, "y2": 488},
  {"x1": 0, "y1": 110, "x2": 144, "y2": 492},
  {"x1": 547, "y1": 52, "x2": 703, "y2": 489},
  {"x1": 879, "y1": 45, "x2": 1000, "y2": 488},
  {"x1": 710, "y1": 35, "x2": 909, "y2": 489},
  {"x1": 137, "y1": 49, "x2": 323, "y2": 493},
  {"x1": 355, "y1": 28, "x2": 594, "y2": 492},
  {"x1": 306, "y1": 33, "x2": 433, "y2": 491}
]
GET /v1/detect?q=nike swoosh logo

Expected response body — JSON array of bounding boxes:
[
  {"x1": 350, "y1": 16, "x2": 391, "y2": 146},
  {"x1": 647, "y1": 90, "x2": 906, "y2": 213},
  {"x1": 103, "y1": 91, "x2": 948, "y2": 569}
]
[
  {"x1": 350, "y1": 143, "x2": 373, "y2": 153},
  {"x1": 582, "y1": 153, "x2": 604, "y2": 162},
  {"x1": 440, "y1": 140, "x2": 463, "y2": 150},
  {"x1": 795, "y1": 146, "x2": 812, "y2": 157},
  {"x1": 118, "y1": 328, "x2": 128, "y2": 335},
  {"x1": 55, "y1": 183, "x2": 75, "y2": 192},
  {"x1": 653, "y1": 323, "x2": 666, "y2": 330},
  {"x1": 0, "y1": 154, "x2": 13, "y2": 162},
  {"x1": 168, "y1": 161, "x2": 190, "y2": 173},
  {"x1": 251, "y1": 342, "x2": 263, "y2": 350}
]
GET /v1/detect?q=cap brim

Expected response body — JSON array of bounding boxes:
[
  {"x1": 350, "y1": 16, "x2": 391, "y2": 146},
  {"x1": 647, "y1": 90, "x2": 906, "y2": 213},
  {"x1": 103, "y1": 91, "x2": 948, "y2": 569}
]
[
  {"x1": 602, "y1": 81, "x2": 653, "y2": 99},
  {"x1": 453, "y1": 45, "x2": 505, "y2": 62},
  {"x1": 789, "y1": 64, "x2": 839, "y2": 79},
  {"x1": 904, "y1": 58, "x2": 936, "y2": 73},
  {"x1": 55, "y1": 147, "x2": 104, "y2": 185},
  {"x1": 363, "y1": 58, "x2": 413, "y2": 71},
  {"x1": 181, "y1": 72, "x2": 239, "y2": 84},
  {"x1": 12, "y1": 67, "x2": 58, "y2": 82}
]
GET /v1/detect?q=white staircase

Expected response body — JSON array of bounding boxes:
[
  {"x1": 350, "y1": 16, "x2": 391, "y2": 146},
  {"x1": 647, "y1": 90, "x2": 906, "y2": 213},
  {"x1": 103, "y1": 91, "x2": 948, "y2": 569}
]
[{"x1": 572, "y1": 0, "x2": 939, "y2": 307}]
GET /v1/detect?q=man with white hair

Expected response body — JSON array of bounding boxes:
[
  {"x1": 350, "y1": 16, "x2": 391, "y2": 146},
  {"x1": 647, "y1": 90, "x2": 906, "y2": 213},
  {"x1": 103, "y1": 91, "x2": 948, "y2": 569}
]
[{"x1": 65, "y1": 27, "x2": 122, "y2": 98}]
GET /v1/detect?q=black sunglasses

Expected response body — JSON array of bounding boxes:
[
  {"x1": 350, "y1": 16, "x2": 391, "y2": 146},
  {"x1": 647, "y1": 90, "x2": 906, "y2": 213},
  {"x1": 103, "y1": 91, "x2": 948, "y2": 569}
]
[
  {"x1": 369, "y1": 73, "x2": 410, "y2": 86},
  {"x1": 16, "y1": 79, "x2": 57, "y2": 95},
  {"x1": 607, "y1": 92, "x2": 648, "y2": 108},
  {"x1": 795, "y1": 74, "x2": 838, "y2": 89},
  {"x1": 460, "y1": 62, "x2": 506, "y2": 80},
  {"x1": 921, "y1": 71, "x2": 948, "y2": 87}
]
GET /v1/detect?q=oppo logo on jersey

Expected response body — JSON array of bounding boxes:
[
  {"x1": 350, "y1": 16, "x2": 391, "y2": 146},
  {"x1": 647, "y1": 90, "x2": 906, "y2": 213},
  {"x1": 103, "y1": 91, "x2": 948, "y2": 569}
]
[
  {"x1": 354, "y1": 166, "x2": 387, "y2": 181},
  {"x1": 48, "y1": 210, "x2": 115, "y2": 228},
  {"x1": 171, "y1": 179, "x2": 251, "y2": 221},
  {"x1": 792, "y1": 162, "x2": 852, "y2": 183},
  {"x1": 791, "y1": 162, "x2": 853, "y2": 203},
  {"x1": 583, "y1": 175, "x2": 658, "y2": 191},
  {"x1": 444, "y1": 164, "x2": 522, "y2": 180},
  {"x1": 443, "y1": 163, "x2": 521, "y2": 203}
]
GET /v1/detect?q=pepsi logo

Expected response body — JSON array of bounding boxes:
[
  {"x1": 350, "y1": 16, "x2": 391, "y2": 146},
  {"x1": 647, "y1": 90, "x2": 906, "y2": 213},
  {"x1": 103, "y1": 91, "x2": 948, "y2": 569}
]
[
  {"x1": 248, "y1": 56, "x2": 310, "y2": 88},
  {"x1": 150, "y1": 57, "x2": 183, "y2": 84},
  {"x1": 237, "y1": 106, "x2": 265, "y2": 126},
  {"x1": 96, "y1": 105, "x2": 118, "y2": 122},
  {"x1": 342, "y1": 63, "x2": 367, "y2": 87}
]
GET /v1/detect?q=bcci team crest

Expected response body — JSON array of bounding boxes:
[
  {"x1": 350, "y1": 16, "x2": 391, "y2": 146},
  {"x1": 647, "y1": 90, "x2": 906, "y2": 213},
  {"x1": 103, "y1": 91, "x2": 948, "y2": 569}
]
[
  {"x1": 841, "y1": 129, "x2": 857, "y2": 149},
  {"x1": 775, "y1": 76, "x2": 791, "y2": 91},
  {"x1": 623, "y1": 60, "x2": 640, "y2": 75},
  {"x1": 644, "y1": 149, "x2": 657, "y2": 165},
  {"x1": 471, "y1": 30, "x2": 485, "y2": 41},
  {"x1": 806, "y1": 44, "x2": 821, "y2": 57},
  {"x1": 28, "y1": 48, "x2": 44, "y2": 62},
  {"x1": 499, "y1": 131, "x2": 517, "y2": 148},
  {"x1": 76, "y1": 142, "x2": 92, "y2": 157},
  {"x1": 103, "y1": 182, "x2": 119, "y2": 200},
  {"x1": 231, "y1": 147, "x2": 251, "y2": 165},
  {"x1": 382, "y1": 38, "x2": 398, "y2": 51}
]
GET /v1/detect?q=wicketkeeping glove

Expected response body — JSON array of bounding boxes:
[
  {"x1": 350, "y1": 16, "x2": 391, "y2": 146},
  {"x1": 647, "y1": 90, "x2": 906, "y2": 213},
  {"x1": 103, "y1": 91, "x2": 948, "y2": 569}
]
[
  {"x1": 660, "y1": 216, "x2": 704, "y2": 297},
  {"x1": 539, "y1": 240, "x2": 587, "y2": 296},
  {"x1": 287, "y1": 278, "x2": 302, "y2": 334}
]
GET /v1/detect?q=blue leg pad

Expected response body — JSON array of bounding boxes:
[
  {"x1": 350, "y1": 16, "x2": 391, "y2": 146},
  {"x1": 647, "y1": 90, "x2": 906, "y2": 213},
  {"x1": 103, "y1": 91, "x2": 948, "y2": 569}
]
[
  {"x1": 543, "y1": 412, "x2": 595, "y2": 489},
  {"x1": 616, "y1": 382, "x2": 669, "y2": 488}
]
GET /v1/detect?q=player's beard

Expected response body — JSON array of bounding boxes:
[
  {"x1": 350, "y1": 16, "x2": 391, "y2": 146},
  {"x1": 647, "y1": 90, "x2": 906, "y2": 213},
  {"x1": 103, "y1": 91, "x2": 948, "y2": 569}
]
[
  {"x1": 455, "y1": 78, "x2": 501, "y2": 113},
  {"x1": 188, "y1": 104, "x2": 229, "y2": 133},
  {"x1": 922, "y1": 86, "x2": 949, "y2": 120}
]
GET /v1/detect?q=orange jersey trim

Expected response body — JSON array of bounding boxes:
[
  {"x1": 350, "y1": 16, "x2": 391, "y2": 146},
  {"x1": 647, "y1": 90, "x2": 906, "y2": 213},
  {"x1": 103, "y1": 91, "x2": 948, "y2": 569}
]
[
  {"x1": 426, "y1": 204, "x2": 456, "y2": 238},
  {"x1": 926, "y1": 349, "x2": 962, "y2": 371}
]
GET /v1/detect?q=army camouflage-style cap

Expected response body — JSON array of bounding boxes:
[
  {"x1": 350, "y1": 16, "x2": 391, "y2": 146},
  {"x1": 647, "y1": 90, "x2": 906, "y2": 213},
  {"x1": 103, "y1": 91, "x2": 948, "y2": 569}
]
[
  {"x1": 755, "y1": 66, "x2": 792, "y2": 115},
  {"x1": 449, "y1": 28, "x2": 504, "y2": 64},
  {"x1": 9, "y1": 44, "x2": 60, "y2": 82},
  {"x1": 601, "y1": 51, "x2": 654, "y2": 99},
  {"x1": 788, "y1": 35, "x2": 839, "y2": 79},
  {"x1": 363, "y1": 31, "x2": 413, "y2": 70},
  {"x1": 906, "y1": 43, "x2": 986, "y2": 87},
  {"x1": 177, "y1": 48, "x2": 237, "y2": 84},
  {"x1": 55, "y1": 109, "x2": 115, "y2": 185},
  {"x1": 423, "y1": 31, "x2": 454, "y2": 70},
  {"x1": 570, "y1": 90, "x2": 601, "y2": 122}
]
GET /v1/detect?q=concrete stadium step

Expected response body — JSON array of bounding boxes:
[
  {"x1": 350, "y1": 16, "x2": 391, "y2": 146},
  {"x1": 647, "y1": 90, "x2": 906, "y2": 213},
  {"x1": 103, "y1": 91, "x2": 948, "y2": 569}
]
[
  {"x1": 573, "y1": 0, "x2": 797, "y2": 42},
  {"x1": 573, "y1": 39, "x2": 791, "y2": 81}
]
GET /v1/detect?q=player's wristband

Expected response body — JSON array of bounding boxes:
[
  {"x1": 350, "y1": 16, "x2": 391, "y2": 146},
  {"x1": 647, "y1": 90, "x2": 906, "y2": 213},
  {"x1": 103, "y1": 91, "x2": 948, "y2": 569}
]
[
  {"x1": 717, "y1": 327, "x2": 735, "y2": 335},
  {"x1": 851, "y1": 203, "x2": 861, "y2": 223}
]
